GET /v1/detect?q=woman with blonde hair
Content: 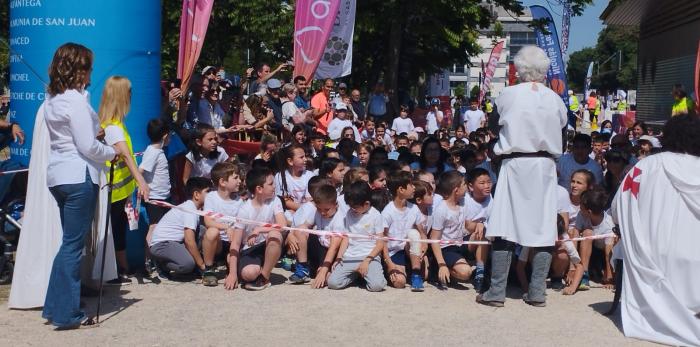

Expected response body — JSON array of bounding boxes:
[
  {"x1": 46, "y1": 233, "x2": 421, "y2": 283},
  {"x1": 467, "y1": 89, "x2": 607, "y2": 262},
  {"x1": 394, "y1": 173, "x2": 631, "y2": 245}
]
[{"x1": 99, "y1": 76, "x2": 149, "y2": 284}]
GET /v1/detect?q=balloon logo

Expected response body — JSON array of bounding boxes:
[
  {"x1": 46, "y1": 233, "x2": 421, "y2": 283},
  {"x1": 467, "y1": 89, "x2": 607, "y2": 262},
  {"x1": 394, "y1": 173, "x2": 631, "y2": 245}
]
[{"x1": 550, "y1": 78, "x2": 566, "y2": 95}]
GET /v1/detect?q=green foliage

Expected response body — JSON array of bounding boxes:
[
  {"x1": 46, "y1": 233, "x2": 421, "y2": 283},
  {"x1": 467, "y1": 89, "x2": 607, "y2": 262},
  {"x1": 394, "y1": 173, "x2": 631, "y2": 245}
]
[
  {"x1": 470, "y1": 85, "x2": 480, "y2": 98},
  {"x1": 454, "y1": 84, "x2": 465, "y2": 98},
  {"x1": 566, "y1": 25, "x2": 638, "y2": 93}
]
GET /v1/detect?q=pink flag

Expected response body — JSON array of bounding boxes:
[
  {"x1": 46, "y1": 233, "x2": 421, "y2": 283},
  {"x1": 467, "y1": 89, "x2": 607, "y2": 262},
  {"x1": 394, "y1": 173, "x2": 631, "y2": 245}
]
[
  {"x1": 479, "y1": 41, "x2": 505, "y2": 106},
  {"x1": 293, "y1": 0, "x2": 341, "y2": 81},
  {"x1": 177, "y1": 0, "x2": 214, "y2": 92}
]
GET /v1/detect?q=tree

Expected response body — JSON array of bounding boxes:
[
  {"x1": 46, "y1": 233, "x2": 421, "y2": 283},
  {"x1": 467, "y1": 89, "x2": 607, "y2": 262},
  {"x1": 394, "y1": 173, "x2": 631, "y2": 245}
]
[{"x1": 566, "y1": 47, "x2": 596, "y2": 92}]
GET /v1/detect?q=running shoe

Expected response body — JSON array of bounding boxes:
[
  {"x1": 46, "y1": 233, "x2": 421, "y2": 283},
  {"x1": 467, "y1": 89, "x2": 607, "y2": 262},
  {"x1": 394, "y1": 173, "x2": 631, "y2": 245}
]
[
  {"x1": 289, "y1": 263, "x2": 310, "y2": 284},
  {"x1": 473, "y1": 267, "x2": 485, "y2": 292},
  {"x1": 410, "y1": 273, "x2": 424, "y2": 292},
  {"x1": 202, "y1": 268, "x2": 218, "y2": 287},
  {"x1": 578, "y1": 271, "x2": 590, "y2": 291},
  {"x1": 244, "y1": 275, "x2": 271, "y2": 291},
  {"x1": 105, "y1": 274, "x2": 132, "y2": 286}
]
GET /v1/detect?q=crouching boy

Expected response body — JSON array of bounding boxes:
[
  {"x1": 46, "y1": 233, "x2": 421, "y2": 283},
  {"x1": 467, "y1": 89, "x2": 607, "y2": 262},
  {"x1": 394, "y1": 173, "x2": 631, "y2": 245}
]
[
  {"x1": 327, "y1": 182, "x2": 386, "y2": 292},
  {"x1": 149, "y1": 177, "x2": 211, "y2": 277}
]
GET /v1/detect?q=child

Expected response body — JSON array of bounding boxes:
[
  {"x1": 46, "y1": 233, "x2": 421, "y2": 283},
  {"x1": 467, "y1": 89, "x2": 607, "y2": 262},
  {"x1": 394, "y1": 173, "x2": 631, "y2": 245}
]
[
  {"x1": 201, "y1": 162, "x2": 243, "y2": 287},
  {"x1": 275, "y1": 144, "x2": 314, "y2": 217},
  {"x1": 409, "y1": 180, "x2": 434, "y2": 238},
  {"x1": 100, "y1": 76, "x2": 150, "y2": 283},
  {"x1": 338, "y1": 168, "x2": 369, "y2": 211},
  {"x1": 360, "y1": 119, "x2": 375, "y2": 142},
  {"x1": 464, "y1": 168, "x2": 492, "y2": 291},
  {"x1": 327, "y1": 182, "x2": 387, "y2": 292},
  {"x1": 394, "y1": 134, "x2": 410, "y2": 150},
  {"x1": 369, "y1": 165, "x2": 387, "y2": 190},
  {"x1": 139, "y1": 118, "x2": 171, "y2": 271},
  {"x1": 391, "y1": 105, "x2": 415, "y2": 135},
  {"x1": 430, "y1": 171, "x2": 471, "y2": 286},
  {"x1": 229, "y1": 167, "x2": 287, "y2": 290},
  {"x1": 319, "y1": 157, "x2": 346, "y2": 194},
  {"x1": 149, "y1": 177, "x2": 211, "y2": 277},
  {"x1": 574, "y1": 187, "x2": 615, "y2": 290},
  {"x1": 381, "y1": 171, "x2": 427, "y2": 291},
  {"x1": 183, "y1": 123, "x2": 229, "y2": 184},
  {"x1": 287, "y1": 176, "x2": 333, "y2": 284},
  {"x1": 294, "y1": 184, "x2": 345, "y2": 288},
  {"x1": 415, "y1": 170, "x2": 442, "y2": 209},
  {"x1": 327, "y1": 104, "x2": 359, "y2": 142},
  {"x1": 449, "y1": 125, "x2": 468, "y2": 146}
]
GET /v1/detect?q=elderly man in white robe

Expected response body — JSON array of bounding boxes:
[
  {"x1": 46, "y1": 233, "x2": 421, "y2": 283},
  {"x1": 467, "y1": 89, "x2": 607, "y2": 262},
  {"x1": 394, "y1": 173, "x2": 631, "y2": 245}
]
[
  {"x1": 610, "y1": 114, "x2": 700, "y2": 346},
  {"x1": 477, "y1": 46, "x2": 568, "y2": 307}
]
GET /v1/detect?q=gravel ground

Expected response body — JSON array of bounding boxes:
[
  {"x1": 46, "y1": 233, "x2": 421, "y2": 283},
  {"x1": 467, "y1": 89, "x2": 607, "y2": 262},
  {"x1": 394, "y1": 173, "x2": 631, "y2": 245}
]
[{"x1": 0, "y1": 268, "x2": 654, "y2": 347}]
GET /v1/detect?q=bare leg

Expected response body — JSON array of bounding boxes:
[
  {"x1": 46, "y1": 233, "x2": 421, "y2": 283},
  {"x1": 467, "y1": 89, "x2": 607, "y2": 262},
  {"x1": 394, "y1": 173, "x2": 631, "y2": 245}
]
[
  {"x1": 261, "y1": 231, "x2": 283, "y2": 279},
  {"x1": 202, "y1": 227, "x2": 221, "y2": 267}
]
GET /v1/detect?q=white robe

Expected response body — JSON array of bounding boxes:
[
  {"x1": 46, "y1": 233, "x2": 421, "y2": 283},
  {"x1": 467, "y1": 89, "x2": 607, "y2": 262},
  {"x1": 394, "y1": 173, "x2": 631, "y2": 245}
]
[
  {"x1": 8, "y1": 102, "x2": 117, "y2": 309},
  {"x1": 611, "y1": 152, "x2": 700, "y2": 346}
]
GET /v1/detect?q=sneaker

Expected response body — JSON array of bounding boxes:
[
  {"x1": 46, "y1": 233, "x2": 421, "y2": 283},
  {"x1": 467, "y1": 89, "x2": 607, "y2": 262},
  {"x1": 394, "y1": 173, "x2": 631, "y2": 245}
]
[
  {"x1": 550, "y1": 277, "x2": 565, "y2": 291},
  {"x1": 202, "y1": 268, "x2": 218, "y2": 287},
  {"x1": 522, "y1": 293, "x2": 546, "y2": 307},
  {"x1": 244, "y1": 275, "x2": 271, "y2": 291},
  {"x1": 106, "y1": 274, "x2": 132, "y2": 286},
  {"x1": 289, "y1": 263, "x2": 310, "y2": 284},
  {"x1": 578, "y1": 271, "x2": 590, "y2": 291},
  {"x1": 475, "y1": 294, "x2": 504, "y2": 307},
  {"x1": 473, "y1": 267, "x2": 485, "y2": 292},
  {"x1": 280, "y1": 256, "x2": 295, "y2": 272},
  {"x1": 410, "y1": 273, "x2": 424, "y2": 292}
]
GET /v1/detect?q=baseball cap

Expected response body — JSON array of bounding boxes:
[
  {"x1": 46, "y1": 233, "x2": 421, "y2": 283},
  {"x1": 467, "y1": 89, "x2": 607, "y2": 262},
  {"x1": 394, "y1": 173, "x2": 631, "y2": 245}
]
[
  {"x1": 267, "y1": 78, "x2": 282, "y2": 89},
  {"x1": 638, "y1": 135, "x2": 661, "y2": 148},
  {"x1": 335, "y1": 103, "x2": 348, "y2": 111},
  {"x1": 202, "y1": 66, "x2": 216, "y2": 75}
]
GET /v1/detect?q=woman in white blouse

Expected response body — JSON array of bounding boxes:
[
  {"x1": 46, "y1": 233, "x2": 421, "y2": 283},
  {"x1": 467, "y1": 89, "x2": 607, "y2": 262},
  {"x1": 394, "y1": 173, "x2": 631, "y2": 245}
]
[{"x1": 42, "y1": 43, "x2": 121, "y2": 329}]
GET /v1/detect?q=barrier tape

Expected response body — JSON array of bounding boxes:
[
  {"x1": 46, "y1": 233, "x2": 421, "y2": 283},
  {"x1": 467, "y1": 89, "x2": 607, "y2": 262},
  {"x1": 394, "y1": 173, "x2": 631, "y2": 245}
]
[{"x1": 146, "y1": 199, "x2": 492, "y2": 246}]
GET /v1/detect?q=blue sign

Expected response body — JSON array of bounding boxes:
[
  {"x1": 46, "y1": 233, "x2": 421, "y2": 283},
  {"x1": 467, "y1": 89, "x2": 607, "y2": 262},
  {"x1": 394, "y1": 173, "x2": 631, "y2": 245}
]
[
  {"x1": 9, "y1": 1, "x2": 162, "y2": 166},
  {"x1": 530, "y1": 5, "x2": 569, "y2": 106}
]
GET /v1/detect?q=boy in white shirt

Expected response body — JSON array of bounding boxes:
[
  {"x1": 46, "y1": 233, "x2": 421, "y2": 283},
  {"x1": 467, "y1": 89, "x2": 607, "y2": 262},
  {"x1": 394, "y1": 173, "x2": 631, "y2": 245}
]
[
  {"x1": 430, "y1": 171, "x2": 471, "y2": 287},
  {"x1": 327, "y1": 104, "x2": 360, "y2": 142},
  {"x1": 139, "y1": 119, "x2": 171, "y2": 272},
  {"x1": 462, "y1": 99, "x2": 485, "y2": 134},
  {"x1": 464, "y1": 168, "x2": 492, "y2": 292},
  {"x1": 228, "y1": 167, "x2": 287, "y2": 291},
  {"x1": 149, "y1": 177, "x2": 211, "y2": 278},
  {"x1": 293, "y1": 183, "x2": 345, "y2": 288},
  {"x1": 574, "y1": 187, "x2": 615, "y2": 290},
  {"x1": 391, "y1": 105, "x2": 415, "y2": 135},
  {"x1": 201, "y1": 162, "x2": 243, "y2": 287},
  {"x1": 381, "y1": 171, "x2": 426, "y2": 291},
  {"x1": 327, "y1": 182, "x2": 387, "y2": 292}
]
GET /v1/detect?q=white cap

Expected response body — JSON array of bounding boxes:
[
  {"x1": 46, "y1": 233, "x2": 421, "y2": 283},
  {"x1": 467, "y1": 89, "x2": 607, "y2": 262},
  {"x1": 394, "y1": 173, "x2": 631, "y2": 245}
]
[
  {"x1": 335, "y1": 102, "x2": 348, "y2": 111},
  {"x1": 568, "y1": 90, "x2": 574, "y2": 95}
]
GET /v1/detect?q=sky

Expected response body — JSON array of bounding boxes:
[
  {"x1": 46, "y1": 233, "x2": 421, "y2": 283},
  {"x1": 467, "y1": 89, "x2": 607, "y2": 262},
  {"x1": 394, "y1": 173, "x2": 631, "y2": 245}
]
[{"x1": 520, "y1": 0, "x2": 608, "y2": 53}]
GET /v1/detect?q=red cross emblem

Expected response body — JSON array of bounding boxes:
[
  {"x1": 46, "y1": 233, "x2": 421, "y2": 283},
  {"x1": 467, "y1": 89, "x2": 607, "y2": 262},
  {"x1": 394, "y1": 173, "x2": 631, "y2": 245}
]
[{"x1": 622, "y1": 167, "x2": 642, "y2": 198}]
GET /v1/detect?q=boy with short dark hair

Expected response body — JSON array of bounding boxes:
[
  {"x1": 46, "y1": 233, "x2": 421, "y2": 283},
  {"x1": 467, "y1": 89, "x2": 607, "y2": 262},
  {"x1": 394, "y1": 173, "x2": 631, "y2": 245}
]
[
  {"x1": 201, "y1": 162, "x2": 243, "y2": 287},
  {"x1": 574, "y1": 187, "x2": 614, "y2": 290},
  {"x1": 229, "y1": 167, "x2": 287, "y2": 290},
  {"x1": 327, "y1": 182, "x2": 387, "y2": 291},
  {"x1": 149, "y1": 177, "x2": 211, "y2": 277},
  {"x1": 140, "y1": 118, "x2": 171, "y2": 253},
  {"x1": 382, "y1": 171, "x2": 427, "y2": 291}
]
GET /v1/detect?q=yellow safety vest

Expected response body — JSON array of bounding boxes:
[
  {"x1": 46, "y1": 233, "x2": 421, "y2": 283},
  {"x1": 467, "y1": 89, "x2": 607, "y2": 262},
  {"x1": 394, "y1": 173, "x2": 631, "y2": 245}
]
[
  {"x1": 569, "y1": 95, "x2": 579, "y2": 112},
  {"x1": 671, "y1": 97, "x2": 695, "y2": 116},
  {"x1": 617, "y1": 100, "x2": 627, "y2": 113},
  {"x1": 594, "y1": 99, "x2": 601, "y2": 116},
  {"x1": 103, "y1": 120, "x2": 136, "y2": 203},
  {"x1": 485, "y1": 101, "x2": 493, "y2": 113}
]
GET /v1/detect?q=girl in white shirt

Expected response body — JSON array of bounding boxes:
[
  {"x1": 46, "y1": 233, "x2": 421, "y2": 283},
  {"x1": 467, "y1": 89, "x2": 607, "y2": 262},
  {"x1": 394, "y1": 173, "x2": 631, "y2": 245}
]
[
  {"x1": 391, "y1": 105, "x2": 415, "y2": 135},
  {"x1": 183, "y1": 124, "x2": 229, "y2": 183},
  {"x1": 275, "y1": 144, "x2": 314, "y2": 217}
]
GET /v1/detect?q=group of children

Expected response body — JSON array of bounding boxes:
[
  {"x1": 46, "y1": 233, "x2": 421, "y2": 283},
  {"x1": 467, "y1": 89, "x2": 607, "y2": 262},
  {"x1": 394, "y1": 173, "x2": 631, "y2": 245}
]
[{"x1": 133, "y1": 104, "x2": 621, "y2": 298}]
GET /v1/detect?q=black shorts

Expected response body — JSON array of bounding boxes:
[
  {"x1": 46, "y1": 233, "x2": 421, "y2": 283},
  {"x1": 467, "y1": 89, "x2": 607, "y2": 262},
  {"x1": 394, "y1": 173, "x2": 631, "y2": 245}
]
[
  {"x1": 442, "y1": 245, "x2": 466, "y2": 268},
  {"x1": 390, "y1": 250, "x2": 409, "y2": 267},
  {"x1": 237, "y1": 242, "x2": 266, "y2": 274},
  {"x1": 307, "y1": 234, "x2": 328, "y2": 277},
  {"x1": 215, "y1": 240, "x2": 231, "y2": 262},
  {"x1": 145, "y1": 201, "x2": 169, "y2": 225}
]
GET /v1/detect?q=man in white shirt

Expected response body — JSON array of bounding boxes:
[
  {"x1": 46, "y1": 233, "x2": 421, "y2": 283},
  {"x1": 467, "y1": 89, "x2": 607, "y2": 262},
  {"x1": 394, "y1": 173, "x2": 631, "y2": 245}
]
[{"x1": 462, "y1": 99, "x2": 485, "y2": 134}]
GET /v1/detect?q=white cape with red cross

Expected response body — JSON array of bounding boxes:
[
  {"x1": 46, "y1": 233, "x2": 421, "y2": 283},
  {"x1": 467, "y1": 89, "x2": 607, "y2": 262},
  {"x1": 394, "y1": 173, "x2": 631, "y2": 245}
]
[{"x1": 611, "y1": 152, "x2": 700, "y2": 346}]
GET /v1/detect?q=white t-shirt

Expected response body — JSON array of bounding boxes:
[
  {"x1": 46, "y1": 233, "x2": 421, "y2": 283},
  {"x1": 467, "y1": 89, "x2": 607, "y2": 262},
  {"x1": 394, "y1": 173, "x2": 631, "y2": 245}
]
[
  {"x1": 391, "y1": 117, "x2": 414, "y2": 135},
  {"x1": 274, "y1": 170, "x2": 314, "y2": 203},
  {"x1": 556, "y1": 153, "x2": 604, "y2": 189},
  {"x1": 343, "y1": 207, "x2": 384, "y2": 259},
  {"x1": 104, "y1": 124, "x2": 126, "y2": 146},
  {"x1": 464, "y1": 193, "x2": 491, "y2": 224},
  {"x1": 327, "y1": 118, "x2": 359, "y2": 141},
  {"x1": 449, "y1": 137, "x2": 468, "y2": 146},
  {"x1": 313, "y1": 209, "x2": 345, "y2": 248},
  {"x1": 150, "y1": 200, "x2": 199, "y2": 246},
  {"x1": 426, "y1": 111, "x2": 442, "y2": 134},
  {"x1": 462, "y1": 109, "x2": 485, "y2": 133},
  {"x1": 204, "y1": 191, "x2": 243, "y2": 242},
  {"x1": 234, "y1": 198, "x2": 284, "y2": 250},
  {"x1": 382, "y1": 201, "x2": 423, "y2": 256},
  {"x1": 431, "y1": 199, "x2": 466, "y2": 248},
  {"x1": 575, "y1": 211, "x2": 615, "y2": 246},
  {"x1": 185, "y1": 147, "x2": 229, "y2": 179},
  {"x1": 293, "y1": 201, "x2": 317, "y2": 227},
  {"x1": 282, "y1": 100, "x2": 301, "y2": 129},
  {"x1": 418, "y1": 208, "x2": 433, "y2": 238},
  {"x1": 556, "y1": 185, "x2": 571, "y2": 215},
  {"x1": 139, "y1": 144, "x2": 171, "y2": 200}
]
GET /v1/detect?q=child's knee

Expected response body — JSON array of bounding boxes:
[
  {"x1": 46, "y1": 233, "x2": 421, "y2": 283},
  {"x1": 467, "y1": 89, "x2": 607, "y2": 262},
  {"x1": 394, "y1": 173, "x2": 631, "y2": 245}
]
[
  {"x1": 452, "y1": 263, "x2": 472, "y2": 280},
  {"x1": 267, "y1": 230, "x2": 283, "y2": 243},
  {"x1": 204, "y1": 228, "x2": 220, "y2": 242},
  {"x1": 240, "y1": 265, "x2": 260, "y2": 282},
  {"x1": 174, "y1": 258, "x2": 196, "y2": 275},
  {"x1": 326, "y1": 275, "x2": 344, "y2": 290},
  {"x1": 365, "y1": 277, "x2": 386, "y2": 292}
]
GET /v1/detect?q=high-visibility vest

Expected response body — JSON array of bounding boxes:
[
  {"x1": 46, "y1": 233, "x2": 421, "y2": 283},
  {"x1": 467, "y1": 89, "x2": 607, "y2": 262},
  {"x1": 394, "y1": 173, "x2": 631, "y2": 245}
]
[
  {"x1": 103, "y1": 120, "x2": 136, "y2": 203},
  {"x1": 569, "y1": 95, "x2": 579, "y2": 111},
  {"x1": 594, "y1": 99, "x2": 601, "y2": 116},
  {"x1": 485, "y1": 101, "x2": 493, "y2": 113},
  {"x1": 671, "y1": 97, "x2": 695, "y2": 116},
  {"x1": 617, "y1": 100, "x2": 627, "y2": 112}
]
